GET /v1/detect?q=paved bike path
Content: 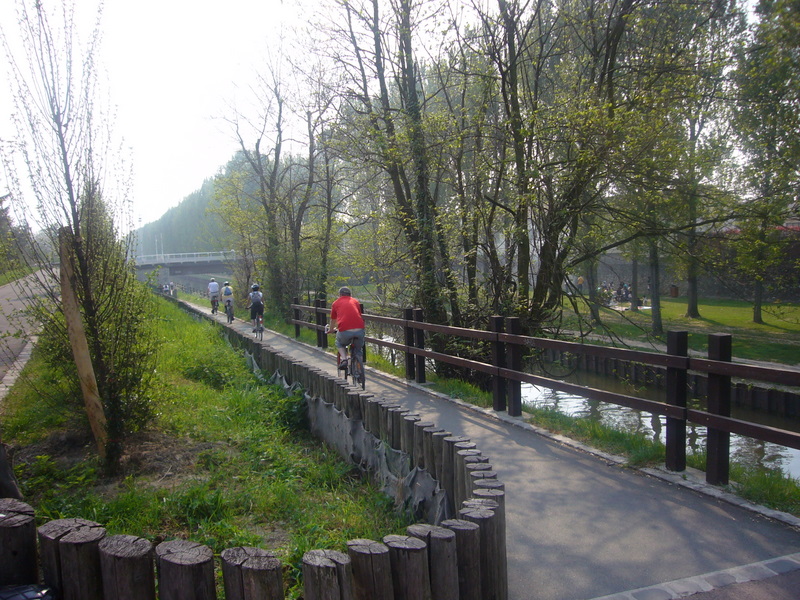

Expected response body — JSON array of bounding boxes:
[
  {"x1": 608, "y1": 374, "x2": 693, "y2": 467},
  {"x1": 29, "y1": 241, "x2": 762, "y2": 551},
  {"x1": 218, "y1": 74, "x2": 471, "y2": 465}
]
[{"x1": 202, "y1": 304, "x2": 800, "y2": 600}]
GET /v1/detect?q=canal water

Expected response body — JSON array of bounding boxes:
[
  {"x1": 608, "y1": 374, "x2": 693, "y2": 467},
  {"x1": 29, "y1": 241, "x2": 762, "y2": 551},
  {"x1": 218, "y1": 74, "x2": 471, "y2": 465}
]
[{"x1": 521, "y1": 367, "x2": 800, "y2": 480}]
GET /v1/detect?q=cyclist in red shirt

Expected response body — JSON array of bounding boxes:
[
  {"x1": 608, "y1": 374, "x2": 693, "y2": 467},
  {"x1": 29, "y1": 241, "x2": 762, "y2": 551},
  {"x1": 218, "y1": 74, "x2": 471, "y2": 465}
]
[{"x1": 327, "y1": 286, "x2": 365, "y2": 371}]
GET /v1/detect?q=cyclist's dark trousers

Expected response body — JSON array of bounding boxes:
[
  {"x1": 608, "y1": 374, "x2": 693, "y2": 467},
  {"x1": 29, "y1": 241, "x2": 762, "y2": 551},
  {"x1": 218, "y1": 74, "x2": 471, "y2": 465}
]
[
  {"x1": 335, "y1": 328, "x2": 365, "y2": 356},
  {"x1": 250, "y1": 302, "x2": 264, "y2": 320}
]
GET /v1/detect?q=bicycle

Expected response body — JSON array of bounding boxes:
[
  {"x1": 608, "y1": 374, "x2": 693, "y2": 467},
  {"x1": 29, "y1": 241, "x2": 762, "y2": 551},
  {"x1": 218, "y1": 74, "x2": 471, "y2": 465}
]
[
  {"x1": 210, "y1": 296, "x2": 219, "y2": 314},
  {"x1": 337, "y1": 335, "x2": 365, "y2": 389},
  {"x1": 253, "y1": 314, "x2": 263, "y2": 341},
  {"x1": 224, "y1": 299, "x2": 234, "y2": 324}
]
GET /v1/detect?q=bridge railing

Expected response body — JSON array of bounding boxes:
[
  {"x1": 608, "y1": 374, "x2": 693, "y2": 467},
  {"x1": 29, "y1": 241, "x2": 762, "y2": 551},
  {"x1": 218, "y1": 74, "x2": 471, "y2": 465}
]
[
  {"x1": 290, "y1": 299, "x2": 800, "y2": 487},
  {"x1": 136, "y1": 251, "x2": 235, "y2": 266}
]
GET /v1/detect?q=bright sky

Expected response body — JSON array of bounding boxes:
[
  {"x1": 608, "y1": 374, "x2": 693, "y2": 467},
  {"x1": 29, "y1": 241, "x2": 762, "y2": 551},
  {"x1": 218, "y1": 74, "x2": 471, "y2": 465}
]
[{"x1": 0, "y1": 0, "x2": 301, "y2": 226}]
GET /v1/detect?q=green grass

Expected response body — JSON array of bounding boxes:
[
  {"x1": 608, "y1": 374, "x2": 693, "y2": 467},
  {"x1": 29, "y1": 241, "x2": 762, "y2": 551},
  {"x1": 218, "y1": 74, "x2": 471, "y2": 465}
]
[
  {"x1": 569, "y1": 297, "x2": 800, "y2": 364},
  {"x1": 3, "y1": 299, "x2": 411, "y2": 598}
]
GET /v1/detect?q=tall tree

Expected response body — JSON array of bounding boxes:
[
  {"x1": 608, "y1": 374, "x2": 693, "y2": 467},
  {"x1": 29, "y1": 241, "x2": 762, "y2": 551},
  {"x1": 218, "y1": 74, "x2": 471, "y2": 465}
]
[{"x1": 733, "y1": 0, "x2": 800, "y2": 323}]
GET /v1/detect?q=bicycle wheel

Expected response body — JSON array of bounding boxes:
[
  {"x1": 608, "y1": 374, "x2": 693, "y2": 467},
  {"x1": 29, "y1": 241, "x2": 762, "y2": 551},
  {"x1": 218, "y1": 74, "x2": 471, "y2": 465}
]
[
  {"x1": 226, "y1": 303, "x2": 234, "y2": 323},
  {"x1": 350, "y1": 348, "x2": 365, "y2": 389}
]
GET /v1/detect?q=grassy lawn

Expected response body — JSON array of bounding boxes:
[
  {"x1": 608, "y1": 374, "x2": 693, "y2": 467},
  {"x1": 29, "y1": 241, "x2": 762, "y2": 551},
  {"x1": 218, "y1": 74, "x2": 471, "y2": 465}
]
[
  {"x1": 2, "y1": 298, "x2": 410, "y2": 598},
  {"x1": 575, "y1": 297, "x2": 800, "y2": 364}
]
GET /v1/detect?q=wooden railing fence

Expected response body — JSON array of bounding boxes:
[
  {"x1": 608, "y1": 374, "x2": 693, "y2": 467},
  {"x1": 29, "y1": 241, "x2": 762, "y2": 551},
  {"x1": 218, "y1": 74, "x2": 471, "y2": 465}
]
[{"x1": 291, "y1": 299, "x2": 800, "y2": 487}]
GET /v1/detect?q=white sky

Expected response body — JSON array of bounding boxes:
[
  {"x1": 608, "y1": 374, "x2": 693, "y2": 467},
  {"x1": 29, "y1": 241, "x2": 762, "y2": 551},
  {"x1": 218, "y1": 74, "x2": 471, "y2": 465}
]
[{"x1": 0, "y1": 0, "x2": 301, "y2": 226}]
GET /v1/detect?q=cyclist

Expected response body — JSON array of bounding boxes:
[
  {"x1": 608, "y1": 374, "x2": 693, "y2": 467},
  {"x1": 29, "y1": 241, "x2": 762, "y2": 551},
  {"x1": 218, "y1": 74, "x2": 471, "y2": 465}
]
[
  {"x1": 327, "y1": 286, "x2": 364, "y2": 372},
  {"x1": 221, "y1": 281, "x2": 234, "y2": 318},
  {"x1": 248, "y1": 284, "x2": 264, "y2": 332},
  {"x1": 207, "y1": 278, "x2": 220, "y2": 313}
]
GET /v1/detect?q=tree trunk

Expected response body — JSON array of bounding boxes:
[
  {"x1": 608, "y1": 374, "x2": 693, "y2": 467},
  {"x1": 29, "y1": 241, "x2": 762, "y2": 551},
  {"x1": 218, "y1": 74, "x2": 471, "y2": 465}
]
[
  {"x1": 649, "y1": 241, "x2": 663, "y2": 335},
  {"x1": 753, "y1": 279, "x2": 764, "y2": 324},
  {"x1": 60, "y1": 228, "x2": 108, "y2": 459}
]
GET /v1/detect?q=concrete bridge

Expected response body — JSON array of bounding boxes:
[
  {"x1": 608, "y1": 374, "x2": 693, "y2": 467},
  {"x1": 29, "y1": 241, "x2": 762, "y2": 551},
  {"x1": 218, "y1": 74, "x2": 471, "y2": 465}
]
[{"x1": 135, "y1": 251, "x2": 234, "y2": 276}]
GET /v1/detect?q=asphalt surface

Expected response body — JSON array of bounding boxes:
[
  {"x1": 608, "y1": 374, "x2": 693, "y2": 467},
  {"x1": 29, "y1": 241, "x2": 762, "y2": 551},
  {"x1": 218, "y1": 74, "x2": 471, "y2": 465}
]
[
  {"x1": 185, "y1": 300, "x2": 800, "y2": 600},
  {"x1": 0, "y1": 277, "x2": 40, "y2": 393}
]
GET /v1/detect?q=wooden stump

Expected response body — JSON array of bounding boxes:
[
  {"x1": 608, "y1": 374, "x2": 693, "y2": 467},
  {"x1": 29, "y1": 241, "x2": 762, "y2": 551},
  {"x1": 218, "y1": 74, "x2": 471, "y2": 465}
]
[
  {"x1": 413, "y1": 422, "x2": 435, "y2": 469},
  {"x1": 346, "y1": 538, "x2": 394, "y2": 600},
  {"x1": 383, "y1": 534, "x2": 432, "y2": 600},
  {"x1": 37, "y1": 517, "x2": 106, "y2": 600},
  {"x1": 430, "y1": 430, "x2": 452, "y2": 481},
  {"x1": 221, "y1": 546, "x2": 283, "y2": 600},
  {"x1": 402, "y1": 414, "x2": 421, "y2": 455},
  {"x1": 99, "y1": 534, "x2": 155, "y2": 600},
  {"x1": 302, "y1": 548, "x2": 353, "y2": 600},
  {"x1": 454, "y1": 450, "x2": 482, "y2": 510},
  {"x1": 407, "y1": 524, "x2": 459, "y2": 600},
  {"x1": 155, "y1": 539, "x2": 216, "y2": 600},
  {"x1": 441, "y1": 519, "x2": 481, "y2": 600},
  {"x1": 441, "y1": 436, "x2": 469, "y2": 515},
  {"x1": 423, "y1": 427, "x2": 445, "y2": 478},
  {"x1": 459, "y1": 507, "x2": 506, "y2": 600},
  {"x1": 0, "y1": 498, "x2": 37, "y2": 585}
]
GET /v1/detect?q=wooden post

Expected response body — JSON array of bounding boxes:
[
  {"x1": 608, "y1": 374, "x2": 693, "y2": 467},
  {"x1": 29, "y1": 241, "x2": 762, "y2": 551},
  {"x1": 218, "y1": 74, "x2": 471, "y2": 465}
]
[
  {"x1": 423, "y1": 426, "x2": 445, "y2": 477},
  {"x1": 99, "y1": 534, "x2": 155, "y2": 600},
  {"x1": 221, "y1": 546, "x2": 283, "y2": 600},
  {"x1": 404, "y1": 308, "x2": 416, "y2": 380},
  {"x1": 505, "y1": 318, "x2": 522, "y2": 417},
  {"x1": 490, "y1": 316, "x2": 507, "y2": 412},
  {"x1": 59, "y1": 227, "x2": 107, "y2": 458},
  {"x1": 431, "y1": 430, "x2": 452, "y2": 482},
  {"x1": 38, "y1": 517, "x2": 106, "y2": 600},
  {"x1": 459, "y1": 507, "x2": 505, "y2": 600},
  {"x1": 302, "y1": 549, "x2": 353, "y2": 600},
  {"x1": 442, "y1": 436, "x2": 469, "y2": 516},
  {"x1": 706, "y1": 334, "x2": 732, "y2": 486},
  {"x1": 413, "y1": 421, "x2": 435, "y2": 469},
  {"x1": 0, "y1": 498, "x2": 37, "y2": 585},
  {"x1": 407, "y1": 524, "x2": 459, "y2": 600},
  {"x1": 383, "y1": 534, "x2": 432, "y2": 600},
  {"x1": 346, "y1": 539, "x2": 395, "y2": 600},
  {"x1": 156, "y1": 539, "x2": 216, "y2": 600},
  {"x1": 319, "y1": 299, "x2": 328, "y2": 350},
  {"x1": 413, "y1": 309, "x2": 427, "y2": 384},
  {"x1": 666, "y1": 331, "x2": 688, "y2": 472},
  {"x1": 402, "y1": 414, "x2": 421, "y2": 455},
  {"x1": 440, "y1": 519, "x2": 481, "y2": 600},
  {"x1": 294, "y1": 297, "x2": 301, "y2": 339}
]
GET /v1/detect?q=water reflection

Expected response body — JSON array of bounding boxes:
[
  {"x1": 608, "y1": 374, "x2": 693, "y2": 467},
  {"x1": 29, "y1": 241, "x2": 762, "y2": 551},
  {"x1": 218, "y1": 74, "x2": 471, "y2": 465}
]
[{"x1": 522, "y1": 383, "x2": 800, "y2": 479}]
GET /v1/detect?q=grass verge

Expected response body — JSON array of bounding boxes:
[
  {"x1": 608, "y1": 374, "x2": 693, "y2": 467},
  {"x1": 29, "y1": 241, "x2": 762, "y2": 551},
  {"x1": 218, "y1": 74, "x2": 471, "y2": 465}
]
[{"x1": 2, "y1": 299, "x2": 411, "y2": 598}]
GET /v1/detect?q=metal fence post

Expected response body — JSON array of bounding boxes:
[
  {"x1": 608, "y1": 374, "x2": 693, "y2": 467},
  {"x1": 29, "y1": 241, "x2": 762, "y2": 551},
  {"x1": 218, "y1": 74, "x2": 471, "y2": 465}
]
[
  {"x1": 413, "y1": 308, "x2": 426, "y2": 385},
  {"x1": 706, "y1": 333, "x2": 732, "y2": 485},
  {"x1": 404, "y1": 308, "x2": 415, "y2": 380},
  {"x1": 506, "y1": 317, "x2": 522, "y2": 417},
  {"x1": 665, "y1": 331, "x2": 688, "y2": 472},
  {"x1": 490, "y1": 316, "x2": 507, "y2": 412}
]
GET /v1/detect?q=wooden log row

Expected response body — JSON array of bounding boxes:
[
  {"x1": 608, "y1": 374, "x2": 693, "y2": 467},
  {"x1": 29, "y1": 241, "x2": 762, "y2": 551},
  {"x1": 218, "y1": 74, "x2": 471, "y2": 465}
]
[{"x1": 334, "y1": 517, "x2": 488, "y2": 600}]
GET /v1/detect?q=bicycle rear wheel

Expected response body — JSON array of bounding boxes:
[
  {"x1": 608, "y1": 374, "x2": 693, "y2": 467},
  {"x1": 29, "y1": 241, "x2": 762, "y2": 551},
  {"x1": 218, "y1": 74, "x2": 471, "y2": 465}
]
[
  {"x1": 226, "y1": 303, "x2": 234, "y2": 323},
  {"x1": 350, "y1": 348, "x2": 365, "y2": 389}
]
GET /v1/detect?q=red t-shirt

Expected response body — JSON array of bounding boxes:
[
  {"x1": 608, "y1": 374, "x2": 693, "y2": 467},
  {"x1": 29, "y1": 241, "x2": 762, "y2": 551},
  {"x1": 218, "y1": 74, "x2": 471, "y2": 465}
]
[{"x1": 330, "y1": 296, "x2": 365, "y2": 331}]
